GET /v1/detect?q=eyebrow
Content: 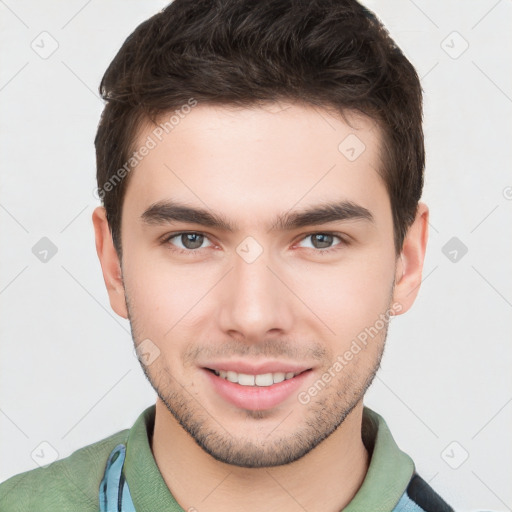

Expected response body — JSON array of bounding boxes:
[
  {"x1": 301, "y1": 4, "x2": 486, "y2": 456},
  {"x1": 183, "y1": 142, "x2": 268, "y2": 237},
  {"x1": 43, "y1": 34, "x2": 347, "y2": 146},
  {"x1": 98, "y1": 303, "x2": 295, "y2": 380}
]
[{"x1": 141, "y1": 199, "x2": 374, "y2": 232}]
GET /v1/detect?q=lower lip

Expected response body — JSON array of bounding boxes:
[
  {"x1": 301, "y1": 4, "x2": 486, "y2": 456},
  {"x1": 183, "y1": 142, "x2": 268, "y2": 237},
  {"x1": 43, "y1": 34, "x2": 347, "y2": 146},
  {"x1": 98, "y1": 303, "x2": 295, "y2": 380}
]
[{"x1": 202, "y1": 368, "x2": 312, "y2": 411}]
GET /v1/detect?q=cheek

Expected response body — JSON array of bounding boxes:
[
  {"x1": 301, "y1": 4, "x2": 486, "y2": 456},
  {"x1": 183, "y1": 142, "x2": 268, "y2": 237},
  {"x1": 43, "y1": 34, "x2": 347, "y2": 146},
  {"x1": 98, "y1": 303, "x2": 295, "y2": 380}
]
[
  {"x1": 122, "y1": 250, "x2": 210, "y2": 340},
  {"x1": 122, "y1": 228, "x2": 396, "y2": 347},
  {"x1": 292, "y1": 251, "x2": 395, "y2": 342}
]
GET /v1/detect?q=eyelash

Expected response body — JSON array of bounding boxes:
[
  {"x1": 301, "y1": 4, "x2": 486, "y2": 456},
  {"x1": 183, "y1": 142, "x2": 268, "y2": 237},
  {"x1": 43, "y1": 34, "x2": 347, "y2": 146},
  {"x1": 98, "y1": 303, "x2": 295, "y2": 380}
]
[{"x1": 161, "y1": 231, "x2": 349, "y2": 257}]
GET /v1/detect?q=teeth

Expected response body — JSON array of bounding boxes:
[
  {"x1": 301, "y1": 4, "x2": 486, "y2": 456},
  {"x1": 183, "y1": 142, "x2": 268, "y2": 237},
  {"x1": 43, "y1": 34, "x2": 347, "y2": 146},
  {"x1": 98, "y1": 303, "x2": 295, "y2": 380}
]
[
  {"x1": 238, "y1": 373, "x2": 255, "y2": 386},
  {"x1": 213, "y1": 369, "x2": 299, "y2": 386},
  {"x1": 255, "y1": 373, "x2": 273, "y2": 386},
  {"x1": 226, "y1": 371, "x2": 238, "y2": 383},
  {"x1": 271, "y1": 372, "x2": 285, "y2": 384}
]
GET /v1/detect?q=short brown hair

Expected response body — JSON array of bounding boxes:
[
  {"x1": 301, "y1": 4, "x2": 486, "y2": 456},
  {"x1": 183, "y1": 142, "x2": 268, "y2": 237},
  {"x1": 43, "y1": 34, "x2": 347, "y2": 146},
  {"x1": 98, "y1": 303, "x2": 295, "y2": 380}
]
[{"x1": 95, "y1": 0, "x2": 424, "y2": 258}]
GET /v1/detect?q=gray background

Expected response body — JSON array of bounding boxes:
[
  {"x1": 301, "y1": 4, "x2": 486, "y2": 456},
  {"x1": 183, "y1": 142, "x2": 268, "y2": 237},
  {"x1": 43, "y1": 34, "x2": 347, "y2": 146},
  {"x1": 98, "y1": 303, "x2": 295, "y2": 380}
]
[{"x1": 1, "y1": 1, "x2": 511, "y2": 510}]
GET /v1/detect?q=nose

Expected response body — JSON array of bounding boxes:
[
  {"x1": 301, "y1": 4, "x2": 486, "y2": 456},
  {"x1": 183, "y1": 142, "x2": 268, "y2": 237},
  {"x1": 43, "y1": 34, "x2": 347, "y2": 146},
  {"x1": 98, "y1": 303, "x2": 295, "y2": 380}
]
[{"x1": 216, "y1": 247, "x2": 295, "y2": 343}]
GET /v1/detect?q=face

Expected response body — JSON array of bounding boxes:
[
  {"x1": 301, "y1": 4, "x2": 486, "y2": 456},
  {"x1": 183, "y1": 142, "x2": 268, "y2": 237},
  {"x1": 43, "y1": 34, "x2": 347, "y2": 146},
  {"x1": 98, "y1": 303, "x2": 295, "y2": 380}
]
[{"x1": 95, "y1": 102, "x2": 423, "y2": 468}]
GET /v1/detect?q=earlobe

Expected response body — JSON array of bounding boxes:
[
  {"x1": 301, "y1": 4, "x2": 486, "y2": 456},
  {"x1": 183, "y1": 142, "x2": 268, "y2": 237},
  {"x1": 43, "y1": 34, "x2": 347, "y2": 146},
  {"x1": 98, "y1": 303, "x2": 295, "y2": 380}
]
[
  {"x1": 92, "y1": 206, "x2": 129, "y2": 319},
  {"x1": 392, "y1": 202, "x2": 429, "y2": 315}
]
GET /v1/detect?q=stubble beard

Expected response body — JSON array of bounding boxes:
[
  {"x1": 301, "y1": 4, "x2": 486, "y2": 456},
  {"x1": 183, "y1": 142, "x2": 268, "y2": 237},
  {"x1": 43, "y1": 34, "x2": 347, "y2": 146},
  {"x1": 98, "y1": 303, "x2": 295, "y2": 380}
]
[{"x1": 125, "y1": 293, "x2": 390, "y2": 468}]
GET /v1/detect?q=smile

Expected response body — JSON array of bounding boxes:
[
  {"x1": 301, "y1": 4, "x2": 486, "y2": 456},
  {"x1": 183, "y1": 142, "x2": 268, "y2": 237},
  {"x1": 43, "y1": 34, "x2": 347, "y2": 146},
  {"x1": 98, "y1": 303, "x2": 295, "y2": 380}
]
[
  {"x1": 203, "y1": 367, "x2": 313, "y2": 410},
  {"x1": 210, "y1": 369, "x2": 302, "y2": 387}
]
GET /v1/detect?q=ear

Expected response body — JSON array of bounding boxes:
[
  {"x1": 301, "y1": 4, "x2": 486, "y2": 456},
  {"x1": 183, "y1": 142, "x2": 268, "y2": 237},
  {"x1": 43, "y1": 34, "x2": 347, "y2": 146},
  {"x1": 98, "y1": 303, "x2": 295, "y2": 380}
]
[
  {"x1": 92, "y1": 206, "x2": 128, "y2": 319},
  {"x1": 392, "y1": 202, "x2": 429, "y2": 315}
]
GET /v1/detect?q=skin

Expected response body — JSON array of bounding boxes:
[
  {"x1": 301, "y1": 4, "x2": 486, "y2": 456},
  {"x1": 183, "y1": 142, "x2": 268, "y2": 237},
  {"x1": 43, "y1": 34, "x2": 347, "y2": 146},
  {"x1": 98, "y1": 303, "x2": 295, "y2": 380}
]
[{"x1": 93, "y1": 101, "x2": 428, "y2": 512}]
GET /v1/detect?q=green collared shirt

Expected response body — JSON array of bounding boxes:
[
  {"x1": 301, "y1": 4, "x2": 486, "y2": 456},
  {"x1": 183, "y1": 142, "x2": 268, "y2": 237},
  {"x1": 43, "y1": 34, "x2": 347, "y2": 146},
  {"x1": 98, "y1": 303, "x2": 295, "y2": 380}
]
[{"x1": 0, "y1": 404, "x2": 418, "y2": 511}]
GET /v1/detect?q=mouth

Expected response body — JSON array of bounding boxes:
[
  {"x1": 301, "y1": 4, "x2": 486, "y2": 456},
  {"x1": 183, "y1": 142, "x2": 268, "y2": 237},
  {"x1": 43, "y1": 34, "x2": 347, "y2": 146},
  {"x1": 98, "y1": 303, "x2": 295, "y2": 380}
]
[
  {"x1": 201, "y1": 365, "x2": 313, "y2": 411},
  {"x1": 205, "y1": 368, "x2": 307, "y2": 387}
]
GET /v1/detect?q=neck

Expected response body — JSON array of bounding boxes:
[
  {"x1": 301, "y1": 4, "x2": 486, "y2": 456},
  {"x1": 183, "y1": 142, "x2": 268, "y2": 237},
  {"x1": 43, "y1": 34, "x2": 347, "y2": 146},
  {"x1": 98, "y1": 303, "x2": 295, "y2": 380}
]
[{"x1": 151, "y1": 400, "x2": 370, "y2": 512}]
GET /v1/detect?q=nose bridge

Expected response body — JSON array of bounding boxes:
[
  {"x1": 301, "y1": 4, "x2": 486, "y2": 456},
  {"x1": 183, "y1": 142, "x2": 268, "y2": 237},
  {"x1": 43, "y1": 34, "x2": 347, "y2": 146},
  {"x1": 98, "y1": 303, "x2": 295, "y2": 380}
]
[{"x1": 217, "y1": 240, "x2": 293, "y2": 338}]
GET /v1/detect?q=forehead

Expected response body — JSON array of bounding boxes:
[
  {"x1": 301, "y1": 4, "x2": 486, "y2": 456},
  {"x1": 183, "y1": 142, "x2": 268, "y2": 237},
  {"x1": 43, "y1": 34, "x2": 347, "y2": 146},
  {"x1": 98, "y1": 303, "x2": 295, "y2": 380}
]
[{"x1": 123, "y1": 102, "x2": 389, "y2": 228}]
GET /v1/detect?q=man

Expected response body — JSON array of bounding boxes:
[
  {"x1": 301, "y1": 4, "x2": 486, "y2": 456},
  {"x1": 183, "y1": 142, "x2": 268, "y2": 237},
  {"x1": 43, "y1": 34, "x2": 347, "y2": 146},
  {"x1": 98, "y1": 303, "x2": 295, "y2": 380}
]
[{"x1": 0, "y1": 0, "x2": 454, "y2": 510}]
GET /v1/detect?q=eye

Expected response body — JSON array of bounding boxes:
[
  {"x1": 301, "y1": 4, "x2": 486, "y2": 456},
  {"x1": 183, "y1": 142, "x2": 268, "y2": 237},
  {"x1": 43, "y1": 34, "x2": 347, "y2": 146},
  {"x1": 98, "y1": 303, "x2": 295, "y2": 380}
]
[
  {"x1": 161, "y1": 231, "x2": 348, "y2": 257},
  {"x1": 296, "y1": 232, "x2": 347, "y2": 254},
  {"x1": 163, "y1": 232, "x2": 214, "y2": 255}
]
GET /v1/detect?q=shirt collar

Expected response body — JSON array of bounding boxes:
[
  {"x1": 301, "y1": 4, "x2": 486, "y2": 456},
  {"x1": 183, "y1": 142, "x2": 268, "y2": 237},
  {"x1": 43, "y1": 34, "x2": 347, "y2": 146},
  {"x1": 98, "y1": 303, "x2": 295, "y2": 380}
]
[
  {"x1": 124, "y1": 404, "x2": 414, "y2": 511},
  {"x1": 343, "y1": 407, "x2": 415, "y2": 511}
]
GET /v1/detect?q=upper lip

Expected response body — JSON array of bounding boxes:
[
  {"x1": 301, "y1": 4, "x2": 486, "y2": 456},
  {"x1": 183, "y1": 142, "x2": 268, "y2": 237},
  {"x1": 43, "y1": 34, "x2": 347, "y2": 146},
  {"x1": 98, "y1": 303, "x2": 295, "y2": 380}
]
[{"x1": 202, "y1": 360, "x2": 313, "y2": 375}]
